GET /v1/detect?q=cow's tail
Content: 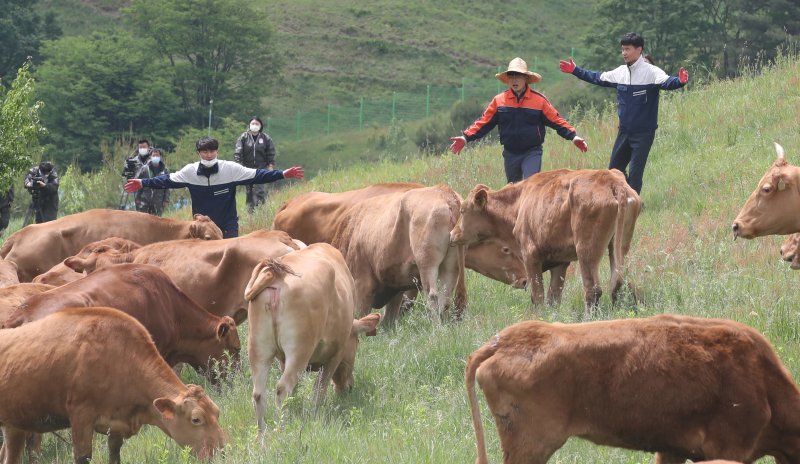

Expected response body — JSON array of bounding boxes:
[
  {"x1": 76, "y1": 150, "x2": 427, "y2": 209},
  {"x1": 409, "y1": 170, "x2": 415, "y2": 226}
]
[
  {"x1": 610, "y1": 184, "x2": 641, "y2": 303},
  {"x1": 244, "y1": 258, "x2": 299, "y2": 301},
  {"x1": 466, "y1": 339, "x2": 498, "y2": 464}
]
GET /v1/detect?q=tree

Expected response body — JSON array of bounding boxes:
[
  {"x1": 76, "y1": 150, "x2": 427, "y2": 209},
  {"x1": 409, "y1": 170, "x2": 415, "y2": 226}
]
[
  {"x1": 0, "y1": 60, "x2": 45, "y2": 192},
  {"x1": 125, "y1": 0, "x2": 281, "y2": 127},
  {"x1": 0, "y1": 0, "x2": 61, "y2": 85},
  {"x1": 35, "y1": 31, "x2": 184, "y2": 169}
]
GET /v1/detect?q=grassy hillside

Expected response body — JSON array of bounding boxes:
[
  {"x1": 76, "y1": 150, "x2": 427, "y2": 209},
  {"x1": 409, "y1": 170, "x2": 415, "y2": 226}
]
[{"x1": 26, "y1": 54, "x2": 800, "y2": 463}]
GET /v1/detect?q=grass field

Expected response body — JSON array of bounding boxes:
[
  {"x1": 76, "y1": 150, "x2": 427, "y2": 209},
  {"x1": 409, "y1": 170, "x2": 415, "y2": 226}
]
[{"x1": 22, "y1": 53, "x2": 800, "y2": 463}]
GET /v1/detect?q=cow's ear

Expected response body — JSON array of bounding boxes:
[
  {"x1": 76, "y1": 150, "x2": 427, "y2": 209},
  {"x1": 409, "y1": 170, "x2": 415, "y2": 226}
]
[
  {"x1": 153, "y1": 398, "x2": 177, "y2": 421},
  {"x1": 216, "y1": 317, "x2": 235, "y2": 339},
  {"x1": 352, "y1": 313, "x2": 381, "y2": 336},
  {"x1": 474, "y1": 188, "x2": 488, "y2": 209},
  {"x1": 63, "y1": 257, "x2": 85, "y2": 272},
  {"x1": 778, "y1": 178, "x2": 787, "y2": 191}
]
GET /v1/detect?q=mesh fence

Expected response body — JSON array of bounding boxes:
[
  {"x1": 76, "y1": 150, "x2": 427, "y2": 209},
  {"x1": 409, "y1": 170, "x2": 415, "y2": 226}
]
[{"x1": 263, "y1": 76, "x2": 510, "y2": 143}]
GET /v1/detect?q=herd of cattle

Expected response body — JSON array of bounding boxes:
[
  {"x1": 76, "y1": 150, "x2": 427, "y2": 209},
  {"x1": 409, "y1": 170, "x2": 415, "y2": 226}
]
[{"x1": 0, "y1": 143, "x2": 797, "y2": 463}]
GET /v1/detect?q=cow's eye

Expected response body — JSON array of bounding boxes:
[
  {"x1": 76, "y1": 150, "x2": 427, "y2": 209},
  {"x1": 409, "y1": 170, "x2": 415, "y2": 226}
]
[
  {"x1": 191, "y1": 417, "x2": 202, "y2": 425},
  {"x1": 502, "y1": 247, "x2": 511, "y2": 254},
  {"x1": 762, "y1": 185, "x2": 772, "y2": 193}
]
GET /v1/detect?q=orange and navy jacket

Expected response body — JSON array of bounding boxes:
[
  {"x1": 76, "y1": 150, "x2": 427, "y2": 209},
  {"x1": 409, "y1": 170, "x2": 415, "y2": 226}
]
[{"x1": 463, "y1": 86, "x2": 576, "y2": 154}]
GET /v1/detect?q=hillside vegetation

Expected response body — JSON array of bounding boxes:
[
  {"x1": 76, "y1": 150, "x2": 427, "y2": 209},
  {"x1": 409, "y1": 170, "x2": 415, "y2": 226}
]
[{"x1": 23, "y1": 52, "x2": 800, "y2": 463}]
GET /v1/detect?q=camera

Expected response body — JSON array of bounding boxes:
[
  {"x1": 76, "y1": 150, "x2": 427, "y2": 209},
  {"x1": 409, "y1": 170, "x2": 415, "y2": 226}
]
[
  {"x1": 26, "y1": 176, "x2": 44, "y2": 202},
  {"x1": 123, "y1": 158, "x2": 138, "y2": 180}
]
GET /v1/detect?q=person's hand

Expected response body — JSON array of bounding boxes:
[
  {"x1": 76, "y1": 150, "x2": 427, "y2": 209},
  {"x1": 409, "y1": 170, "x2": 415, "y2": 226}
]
[
  {"x1": 124, "y1": 179, "x2": 143, "y2": 193},
  {"x1": 449, "y1": 136, "x2": 466, "y2": 155},
  {"x1": 573, "y1": 136, "x2": 588, "y2": 152},
  {"x1": 283, "y1": 167, "x2": 304, "y2": 179},
  {"x1": 36, "y1": 181, "x2": 45, "y2": 188},
  {"x1": 559, "y1": 57, "x2": 576, "y2": 74},
  {"x1": 679, "y1": 67, "x2": 688, "y2": 84}
]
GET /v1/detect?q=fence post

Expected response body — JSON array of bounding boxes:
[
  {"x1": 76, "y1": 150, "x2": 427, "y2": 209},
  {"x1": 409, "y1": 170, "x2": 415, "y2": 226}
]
[
  {"x1": 426, "y1": 85, "x2": 431, "y2": 118},
  {"x1": 392, "y1": 92, "x2": 397, "y2": 120},
  {"x1": 266, "y1": 116, "x2": 271, "y2": 134},
  {"x1": 359, "y1": 97, "x2": 364, "y2": 130},
  {"x1": 496, "y1": 66, "x2": 502, "y2": 94},
  {"x1": 295, "y1": 111, "x2": 300, "y2": 141},
  {"x1": 460, "y1": 77, "x2": 465, "y2": 101},
  {"x1": 326, "y1": 104, "x2": 331, "y2": 135},
  {"x1": 533, "y1": 56, "x2": 538, "y2": 90}
]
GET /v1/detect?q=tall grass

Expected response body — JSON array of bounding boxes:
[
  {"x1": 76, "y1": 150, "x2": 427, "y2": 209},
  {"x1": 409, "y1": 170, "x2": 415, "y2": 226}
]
[{"x1": 29, "y1": 54, "x2": 800, "y2": 463}]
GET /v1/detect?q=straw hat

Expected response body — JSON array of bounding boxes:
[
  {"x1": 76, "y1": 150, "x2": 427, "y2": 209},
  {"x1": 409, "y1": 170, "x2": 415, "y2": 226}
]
[{"x1": 495, "y1": 57, "x2": 542, "y2": 84}]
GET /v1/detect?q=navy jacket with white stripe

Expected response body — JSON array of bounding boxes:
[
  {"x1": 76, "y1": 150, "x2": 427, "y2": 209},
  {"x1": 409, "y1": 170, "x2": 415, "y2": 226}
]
[
  {"x1": 570, "y1": 56, "x2": 685, "y2": 133},
  {"x1": 142, "y1": 160, "x2": 284, "y2": 235}
]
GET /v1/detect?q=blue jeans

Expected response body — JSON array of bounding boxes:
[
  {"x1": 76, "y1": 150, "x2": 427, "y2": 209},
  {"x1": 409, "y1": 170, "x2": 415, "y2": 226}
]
[
  {"x1": 503, "y1": 146, "x2": 543, "y2": 183},
  {"x1": 608, "y1": 130, "x2": 656, "y2": 194}
]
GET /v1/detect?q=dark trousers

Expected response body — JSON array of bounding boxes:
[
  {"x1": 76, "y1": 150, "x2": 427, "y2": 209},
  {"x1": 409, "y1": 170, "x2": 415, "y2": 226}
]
[
  {"x1": 245, "y1": 184, "x2": 267, "y2": 212},
  {"x1": 0, "y1": 204, "x2": 9, "y2": 231},
  {"x1": 221, "y1": 221, "x2": 239, "y2": 239},
  {"x1": 503, "y1": 146, "x2": 543, "y2": 183},
  {"x1": 608, "y1": 130, "x2": 656, "y2": 194}
]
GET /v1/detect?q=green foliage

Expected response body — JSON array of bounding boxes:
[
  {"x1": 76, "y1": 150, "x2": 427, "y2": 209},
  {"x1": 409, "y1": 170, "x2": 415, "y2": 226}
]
[
  {"x1": 0, "y1": 60, "x2": 45, "y2": 192},
  {"x1": 58, "y1": 164, "x2": 121, "y2": 214},
  {"x1": 0, "y1": 0, "x2": 61, "y2": 83},
  {"x1": 125, "y1": 0, "x2": 281, "y2": 126},
  {"x1": 35, "y1": 31, "x2": 184, "y2": 170},
  {"x1": 413, "y1": 99, "x2": 486, "y2": 155}
]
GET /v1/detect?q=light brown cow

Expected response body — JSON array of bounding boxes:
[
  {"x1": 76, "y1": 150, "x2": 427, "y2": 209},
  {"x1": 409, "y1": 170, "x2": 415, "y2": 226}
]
[
  {"x1": 0, "y1": 283, "x2": 54, "y2": 324},
  {"x1": 331, "y1": 185, "x2": 464, "y2": 323},
  {"x1": 451, "y1": 169, "x2": 641, "y2": 317},
  {"x1": 63, "y1": 230, "x2": 299, "y2": 324},
  {"x1": 273, "y1": 183, "x2": 528, "y2": 289},
  {"x1": 0, "y1": 307, "x2": 225, "y2": 463},
  {"x1": 780, "y1": 232, "x2": 800, "y2": 269},
  {"x1": 0, "y1": 260, "x2": 19, "y2": 288},
  {"x1": 244, "y1": 244, "x2": 381, "y2": 435},
  {"x1": 31, "y1": 237, "x2": 142, "y2": 286},
  {"x1": 4, "y1": 263, "x2": 240, "y2": 375},
  {"x1": 0, "y1": 209, "x2": 222, "y2": 282},
  {"x1": 466, "y1": 315, "x2": 800, "y2": 464},
  {"x1": 732, "y1": 143, "x2": 800, "y2": 239}
]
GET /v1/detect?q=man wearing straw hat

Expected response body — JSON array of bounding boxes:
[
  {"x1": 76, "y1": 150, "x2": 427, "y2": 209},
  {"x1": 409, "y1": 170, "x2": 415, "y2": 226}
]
[{"x1": 449, "y1": 57, "x2": 588, "y2": 183}]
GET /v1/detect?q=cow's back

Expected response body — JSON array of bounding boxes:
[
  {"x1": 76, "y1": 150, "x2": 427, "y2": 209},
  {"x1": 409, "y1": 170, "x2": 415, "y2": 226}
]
[{"x1": 0, "y1": 283, "x2": 55, "y2": 325}]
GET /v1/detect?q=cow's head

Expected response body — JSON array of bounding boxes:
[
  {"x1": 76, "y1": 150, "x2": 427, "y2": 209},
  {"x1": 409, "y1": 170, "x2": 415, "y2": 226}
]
[
  {"x1": 780, "y1": 233, "x2": 800, "y2": 270},
  {"x1": 332, "y1": 313, "x2": 381, "y2": 393},
  {"x1": 64, "y1": 246, "x2": 131, "y2": 273},
  {"x1": 153, "y1": 384, "x2": 226, "y2": 459},
  {"x1": 465, "y1": 238, "x2": 527, "y2": 288},
  {"x1": 189, "y1": 214, "x2": 223, "y2": 241},
  {"x1": 188, "y1": 316, "x2": 242, "y2": 378},
  {"x1": 733, "y1": 143, "x2": 800, "y2": 239},
  {"x1": 451, "y1": 184, "x2": 516, "y2": 248}
]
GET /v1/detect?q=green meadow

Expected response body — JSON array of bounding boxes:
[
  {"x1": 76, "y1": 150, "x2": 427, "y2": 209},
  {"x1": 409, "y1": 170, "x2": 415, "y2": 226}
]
[{"x1": 30, "y1": 54, "x2": 800, "y2": 463}]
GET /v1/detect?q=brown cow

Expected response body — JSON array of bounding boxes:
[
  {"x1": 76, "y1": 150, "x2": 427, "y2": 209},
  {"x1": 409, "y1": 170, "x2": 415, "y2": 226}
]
[
  {"x1": 466, "y1": 315, "x2": 800, "y2": 464},
  {"x1": 732, "y1": 143, "x2": 800, "y2": 239},
  {"x1": 451, "y1": 169, "x2": 641, "y2": 317},
  {"x1": 32, "y1": 237, "x2": 142, "y2": 286},
  {"x1": 0, "y1": 209, "x2": 222, "y2": 282},
  {"x1": 0, "y1": 283, "x2": 54, "y2": 324},
  {"x1": 331, "y1": 185, "x2": 464, "y2": 323},
  {"x1": 273, "y1": 183, "x2": 528, "y2": 289},
  {"x1": 244, "y1": 244, "x2": 381, "y2": 435},
  {"x1": 0, "y1": 259, "x2": 19, "y2": 288},
  {"x1": 780, "y1": 233, "x2": 800, "y2": 269},
  {"x1": 63, "y1": 229, "x2": 299, "y2": 324},
  {"x1": 4, "y1": 263, "x2": 240, "y2": 375},
  {"x1": 0, "y1": 307, "x2": 225, "y2": 463}
]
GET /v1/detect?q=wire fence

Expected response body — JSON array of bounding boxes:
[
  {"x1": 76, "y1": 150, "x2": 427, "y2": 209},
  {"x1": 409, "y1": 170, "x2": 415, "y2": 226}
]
[{"x1": 264, "y1": 75, "x2": 509, "y2": 143}]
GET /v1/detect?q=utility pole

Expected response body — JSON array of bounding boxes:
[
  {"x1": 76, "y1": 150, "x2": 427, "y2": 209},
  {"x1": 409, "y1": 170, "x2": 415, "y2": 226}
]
[{"x1": 207, "y1": 99, "x2": 214, "y2": 136}]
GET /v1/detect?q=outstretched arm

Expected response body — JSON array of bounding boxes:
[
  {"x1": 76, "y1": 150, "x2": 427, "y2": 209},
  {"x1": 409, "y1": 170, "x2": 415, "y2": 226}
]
[{"x1": 561, "y1": 57, "x2": 618, "y2": 88}]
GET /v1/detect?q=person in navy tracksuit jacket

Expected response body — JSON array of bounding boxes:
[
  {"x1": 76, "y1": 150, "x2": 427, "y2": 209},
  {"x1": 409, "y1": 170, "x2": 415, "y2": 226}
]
[
  {"x1": 560, "y1": 32, "x2": 688, "y2": 194},
  {"x1": 124, "y1": 136, "x2": 304, "y2": 238},
  {"x1": 449, "y1": 57, "x2": 588, "y2": 183}
]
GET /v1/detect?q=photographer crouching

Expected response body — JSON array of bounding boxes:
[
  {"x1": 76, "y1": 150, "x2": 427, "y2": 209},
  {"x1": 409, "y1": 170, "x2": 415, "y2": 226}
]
[{"x1": 24, "y1": 161, "x2": 59, "y2": 224}]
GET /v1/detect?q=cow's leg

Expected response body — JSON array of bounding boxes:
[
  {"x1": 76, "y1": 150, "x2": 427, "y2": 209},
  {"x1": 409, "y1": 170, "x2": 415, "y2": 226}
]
[
  {"x1": 107, "y1": 433, "x2": 124, "y2": 464},
  {"x1": 276, "y1": 342, "x2": 317, "y2": 412},
  {"x1": 452, "y1": 245, "x2": 468, "y2": 319},
  {"x1": 383, "y1": 292, "x2": 406, "y2": 326},
  {"x1": 436, "y1": 245, "x2": 462, "y2": 321},
  {"x1": 249, "y1": 341, "x2": 276, "y2": 436},
  {"x1": 654, "y1": 452, "x2": 690, "y2": 464},
  {"x1": 313, "y1": 356, "x2": 343, "y2": 409},
  {"x1": 25, "y1": 432, "x2": 42, "y2": 464},
  {"x1": 576, "y1": 249, "x2": 603, "y2": 318},
  {"x1": 546, "y1": 264, "x2": 569, "y2": 305},
  {"x1": 69, "y1": 419, "x2": 95, "y2": 464},
  {"x1": 2, "y1": 426, "x2": 26, "y2": 464},
  {"x1": 524, "y1": 258, "x2": 545, "y2": 307}
]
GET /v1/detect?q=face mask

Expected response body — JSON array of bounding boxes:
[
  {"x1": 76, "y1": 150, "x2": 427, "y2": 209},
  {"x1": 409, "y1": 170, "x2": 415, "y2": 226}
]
[
  {"x1": 138, "y1": 148, "x2": 149, "y2": 156},
  {"x1": 249, "y1": 124, "x2": 261, "y2": 132},
  {"x1": 199, "y1": 157, "x2": 217, "y2": 167},
  {"x1": 150, "y1": 156, "x2": 161, "y2": 165}
]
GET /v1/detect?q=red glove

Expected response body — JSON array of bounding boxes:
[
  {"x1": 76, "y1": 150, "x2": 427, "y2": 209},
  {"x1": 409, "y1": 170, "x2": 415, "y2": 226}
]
[
  {"x1": 679, "y1": 67, "x2": 688, "y2": 84},
  {"x1": 573, "y1": 136, "x2": 588, "y2": 153},
  {"x1": 559, "y1": 58, "x2": 576, "y2": 74},
  {"x1": 449, "y1": 136, "x2": 466, "y2": 155},
  {"x1": 124, "y1": 179, "x2": 143, "y2": 193},
  {"x1": 282, "y1": 167, "x2": 305, "y2": 179}
]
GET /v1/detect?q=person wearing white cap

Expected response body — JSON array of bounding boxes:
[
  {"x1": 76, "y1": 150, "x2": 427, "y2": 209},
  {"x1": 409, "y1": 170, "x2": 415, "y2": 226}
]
[{"x1": 449, "y1": 57, "x2": 588, "y2": 183}]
